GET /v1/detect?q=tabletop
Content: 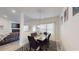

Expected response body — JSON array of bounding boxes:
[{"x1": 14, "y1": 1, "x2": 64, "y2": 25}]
[{"x1": 34, "y1": 34, "x2": 48, "y2": 41}]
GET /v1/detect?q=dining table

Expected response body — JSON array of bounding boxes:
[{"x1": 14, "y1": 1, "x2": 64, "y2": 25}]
[{"x1": 34, "y1": 34, "x2": 48, "y2": 41}]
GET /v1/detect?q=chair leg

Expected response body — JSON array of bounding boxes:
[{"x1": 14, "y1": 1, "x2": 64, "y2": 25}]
[
  {"x1": 29, "y1": 46, "x2": 31, "y2": 51},
  {"x1": 34, "y1": 49, "x2": 36, "y2": 51},
  {"x1": 45, "y1": 49, "x2": 47, "y2": 51},
  {"x1": 38, "y1": 46, "x2": 42, "y2": 51}
]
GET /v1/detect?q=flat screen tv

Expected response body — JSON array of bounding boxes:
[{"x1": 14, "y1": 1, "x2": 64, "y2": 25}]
[{"x1": 12, "y1": 23, "x2": 20, "y2": 28}]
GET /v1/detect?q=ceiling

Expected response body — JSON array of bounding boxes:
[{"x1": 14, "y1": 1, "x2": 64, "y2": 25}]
[{"x1": 0, "y1": 7, "x2": 63, "y2": 22}]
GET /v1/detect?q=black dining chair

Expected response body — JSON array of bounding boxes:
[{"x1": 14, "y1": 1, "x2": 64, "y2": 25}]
[
  {"x1": 42, "y1": 33, "x2": 51, "y2": 50},
  {"x1": 47, "y1": 33, "x2": 51, "y2": 42},
  {"x1": 44, "y1": 32, "x2": 48, "y2": 36},
  {"x1": 28, "y1": 36, "x2": 40, "y2": 51},
  {"x1": 37, "y1": 34, "x2": 51, "y2": 51}
]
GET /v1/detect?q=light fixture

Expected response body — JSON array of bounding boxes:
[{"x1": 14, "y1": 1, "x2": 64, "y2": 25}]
[{"x1": 12, "y1": 9, "x2": 16, "y2": 13}]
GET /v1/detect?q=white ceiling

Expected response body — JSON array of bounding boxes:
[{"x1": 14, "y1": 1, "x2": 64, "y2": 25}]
[{"x1": 0, "y1": 7, "x2": 63, "y2": 22}]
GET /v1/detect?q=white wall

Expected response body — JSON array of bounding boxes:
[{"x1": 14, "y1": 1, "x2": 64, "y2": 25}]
[
  {"x1": 60, "y1": 7, "x2": 79, "y2": 50},
  {"x1": 0, "y1": 18, "x2": 12, "y2": 36}
]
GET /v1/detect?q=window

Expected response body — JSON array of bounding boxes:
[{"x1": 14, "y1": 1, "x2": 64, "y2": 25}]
[
  {"x1": 37, "y1": 23, "x2": 54, "y2": 34},
  {"x1": 37, "y1": 24, "x2": 47, "y2": 32},
  {"x1": 23, "y1": 25, "x2": 29, "y2": 31},
  {"x1": 47, "y1": 23, "x2": 54, "y2": 34},
  {"x1": 32, "y1": 25, "x2": 36, "y2": 32}
]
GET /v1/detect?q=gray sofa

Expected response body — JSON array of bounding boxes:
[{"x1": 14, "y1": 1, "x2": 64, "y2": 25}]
[{"x1": 0, "y1": 32, "x2": 19, "y2": 46}]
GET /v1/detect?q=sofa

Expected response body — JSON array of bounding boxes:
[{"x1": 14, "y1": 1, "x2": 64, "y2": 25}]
[{"x1": 0, "y1": 32, "x2": 19, "y2": 46}]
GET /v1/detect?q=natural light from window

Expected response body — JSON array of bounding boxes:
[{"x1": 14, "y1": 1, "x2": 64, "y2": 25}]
[{"x1": 23, "y1": 25, "x2": 29, "y2": 32}]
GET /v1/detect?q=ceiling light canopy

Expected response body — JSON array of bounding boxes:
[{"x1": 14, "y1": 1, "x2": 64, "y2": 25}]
[{"x1": 12, "y1": 9, "x2": 16, "y2": 13}]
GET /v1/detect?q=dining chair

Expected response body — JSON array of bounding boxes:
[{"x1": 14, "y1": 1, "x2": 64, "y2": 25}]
[
  {"x1": 47, "y1": 33, "x2": 51, "y2": 42},
  {"x1": 28, "y1": 36, "x2": 40, "y2": 51},
  {"x1": 44, "y1": 32, "x2": 48, "y2": 36},
  {"x1": 42, "y1": 33, "x2": 51, "y2": 50}
]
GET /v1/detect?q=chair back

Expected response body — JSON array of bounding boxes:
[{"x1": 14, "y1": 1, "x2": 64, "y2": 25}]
[
  {"x1": 44, "y1": 32, "x2": 48, "y2": 36},
  {"x1": 43, "y1": 33, "x2": 51, "y2": 44},
  {"x1": 28, "y1": 36, "x2": 39, "y2": 49},
  {"x1": 47, "y1": 33, "x2": 51, "y2": 41}
]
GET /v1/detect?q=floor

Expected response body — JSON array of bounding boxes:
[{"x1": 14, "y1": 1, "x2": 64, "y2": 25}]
[
  {"x1": 0, "y1": 40, "x2": 57, "y2": 51},
  {"x1": 17, "y1": 40, "x2": 57, "y2": 51},
  {"x1": 0, "y1": 41, "x2": 20, "y2": 51}
]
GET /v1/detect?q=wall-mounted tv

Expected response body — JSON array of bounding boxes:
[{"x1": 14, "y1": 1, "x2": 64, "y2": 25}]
[{"x1": 12, "y1": 23, "x2": 20, "y2": 28}]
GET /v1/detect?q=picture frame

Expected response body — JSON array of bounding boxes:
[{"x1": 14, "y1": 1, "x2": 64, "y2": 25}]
[{"x1": 73, "y1": 7, "x2": 79, "y2": 16}]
